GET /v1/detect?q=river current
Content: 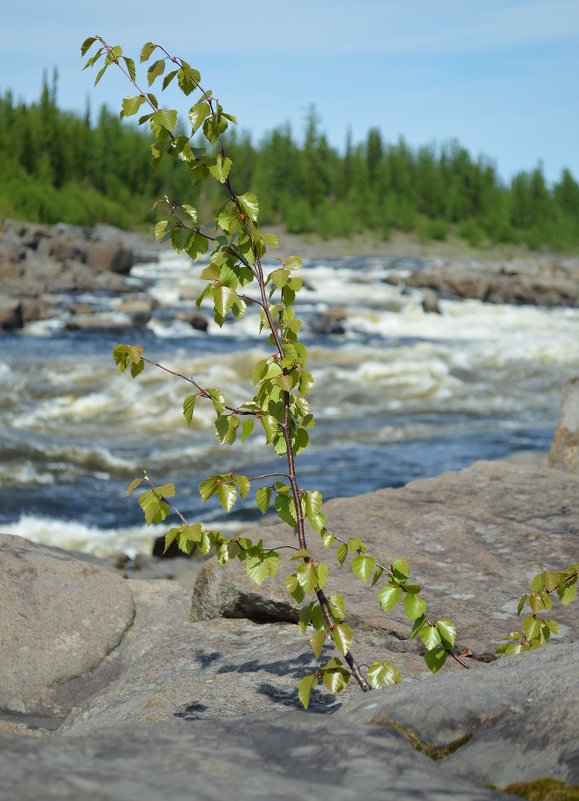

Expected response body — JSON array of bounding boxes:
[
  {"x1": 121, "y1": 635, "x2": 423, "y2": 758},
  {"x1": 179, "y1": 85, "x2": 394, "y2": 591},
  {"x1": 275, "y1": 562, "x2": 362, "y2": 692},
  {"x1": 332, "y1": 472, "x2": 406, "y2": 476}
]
[{"x1": 1, "y1": 252, "x2": 577, "y2": 555}]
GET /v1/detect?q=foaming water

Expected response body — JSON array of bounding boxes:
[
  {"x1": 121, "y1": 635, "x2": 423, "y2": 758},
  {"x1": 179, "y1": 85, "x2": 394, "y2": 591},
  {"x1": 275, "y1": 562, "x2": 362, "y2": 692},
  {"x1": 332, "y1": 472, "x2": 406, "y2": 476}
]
[
  {"x1": 1, "y1": 514, "x2": 155, "y2": 557},
  {"x1": 1, "y1": 252, "x2": 576, "y2": 554}
]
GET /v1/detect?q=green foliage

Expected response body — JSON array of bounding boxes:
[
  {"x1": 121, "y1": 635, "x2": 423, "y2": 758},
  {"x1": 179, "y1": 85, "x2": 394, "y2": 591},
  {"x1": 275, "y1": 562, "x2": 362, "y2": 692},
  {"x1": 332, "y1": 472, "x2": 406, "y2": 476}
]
[
  {"x1": 86, "y1": 36, "x2": 577, "y2": 711},
  {"x1": 498, "y1": 564, "x2": 578, "y2": 654},
  {"x1": 4, "y1": 66, "x2": 579, "y2": 250}
]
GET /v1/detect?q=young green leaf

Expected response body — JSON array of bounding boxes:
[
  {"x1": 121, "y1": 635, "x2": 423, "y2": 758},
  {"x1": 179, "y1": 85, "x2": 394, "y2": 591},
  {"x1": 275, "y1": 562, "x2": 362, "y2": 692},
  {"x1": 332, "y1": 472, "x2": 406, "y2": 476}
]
[
  {"x1": 391, "y1": 557, "x2": 410, "y2": 582},
  {"x1": 331, "y1": 623, "x2": 353, "y2": 656},
  {"x1": 244, "y1": 551, "x2": 279, "y2": 585},
  {"x1": 367, "y1": 661, "x2": 402, "y2": 688},
  {"x1": 189, "y1": 101, "x2": 210, "y2": 133},
  {"x1": 351, "y1": 554, "x2": 377, "y2": 582},
  {"x1": 321, "y1": 530, "x2": 334, "y2": 548},
  {"x1": 310, "y1": 629, "x2": 327, "y2": 659},
  {"x1": 183, "y1": 395, "x2": 196, "y2": 426},
  {"x1": 126, "y1": 476, "x2": 144, "y2": 496},
  {"x1": 235, "y1": 474, "x2": 251, "y2": 500},
  {"x1": 378, "y1": 585, "x2": 403, "y2": 612},
  {"x1": 237, "y1": 192, "x2": 259, "y2": 222},
  {"x1": 523, "y1": 615, "x2": 542, "y2": 641},
  {"x1": 121, "y1": 95, "x2": 146, "y2": 118},
  {"x1": 164, "y1": 527, "x2": 181, "y2": 553},
  {"x1": 558, "y1": 584, "x2": 577, "y2": 606},
  {"x1": 255, "y1": 486, "x2": 272, "y2": 514},
  {"x1": 336, "y1": 543, "x2": 348, "y2": 565},
  {"x1": 80, "y1": 36, "x2": 97, "y2": 56},
  {"x1": 424, "y1": 647, "x2": 449, "y2": 673},
  {"x1": 217, "y1": 482, "x2": 237, "y2": 512},
  {"x1": 403, "y1": 594, "x2": 428, "y2": 621},
  {"x1": 298, "y1": 673, "x2": 317, "y2": 710},
  {"x1": 286, "y1": 573, "x2": 306, "y2": 604},
  {"x1": 327, "y1": 594, "x2": 346, "y2": 622},
  {"x1": 316, "y1": 562, "x2": 329, "y2": 590},
  {"x1": 140, "y1": 42, "x2": 158, "y2": 62},
  {"x1": 321, "y1": 665, "x2": 349, "y2": 694},
  {"x1": 241, "y1": 417, "x2": 254, "y2": 442},
  {"x1": 199, "y1": 476, "x2": 218, "y2": 502},
  {"x1": 436, "y1": 617, "x2": 457, "y2": 648},
  {"x1": 147, "y1": 58, "x2": 165, "y2": 85},
  {"x1": 420, "y1": 624, "x2": 442, "y2": 651},
  {"x1": 296, "y1": 562, "x2": 318, "y2": 594}
]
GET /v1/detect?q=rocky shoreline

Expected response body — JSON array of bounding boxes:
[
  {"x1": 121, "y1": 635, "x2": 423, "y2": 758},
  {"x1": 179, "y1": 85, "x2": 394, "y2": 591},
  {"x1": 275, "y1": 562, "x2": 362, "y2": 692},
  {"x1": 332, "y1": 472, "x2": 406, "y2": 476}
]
[
  {"x1": 0, "y1": 219, "x2": 161, "y2": 331},
  {"x1": 2, "y1": 220, "x2": 579, "y2": 334}
]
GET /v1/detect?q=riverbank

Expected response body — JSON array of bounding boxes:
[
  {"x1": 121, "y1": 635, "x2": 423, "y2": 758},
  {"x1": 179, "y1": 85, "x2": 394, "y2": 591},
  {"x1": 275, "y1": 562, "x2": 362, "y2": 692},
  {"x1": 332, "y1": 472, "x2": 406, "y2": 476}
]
[{"x1": 2, "y1": 219, "x2": 579, "y2": 332}]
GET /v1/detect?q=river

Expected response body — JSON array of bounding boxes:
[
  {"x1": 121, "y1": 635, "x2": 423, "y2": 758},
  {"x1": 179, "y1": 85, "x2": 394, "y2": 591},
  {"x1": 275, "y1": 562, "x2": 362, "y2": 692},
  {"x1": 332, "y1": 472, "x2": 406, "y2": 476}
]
[{"x1": 1, "y1": 251, "x2": 577, "y2": 555}]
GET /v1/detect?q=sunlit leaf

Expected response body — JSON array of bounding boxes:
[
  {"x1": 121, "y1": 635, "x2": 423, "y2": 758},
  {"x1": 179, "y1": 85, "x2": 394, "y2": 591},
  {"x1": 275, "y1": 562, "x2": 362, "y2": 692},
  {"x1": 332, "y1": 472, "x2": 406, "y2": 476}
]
[
  {"x1": 245, "y1": 551, "x2": 279, "y2": 585},
  {"x1": 255, "y1": 486, "x2": 272, "y2": 514},
  {"x1": 378, "y1": 585, "x2": 403, "y2": 612},
  {"x1": 420, "y1": 623, "x2": 442, "y2": 650},
  {"x1": 298, "y1": 673, "x2": 317, "y2": 710},
  {"x1": 351, "y1": 554, "x2": 377, "y2": 582},
  {"x1": 237, "y1": 192, "x2": 259, "y2": 222},
  {"x1": 310, "y1": 629, "x2": 327, "y2": 658},
  {"x1": 331, "y1": 623, "x2": 353, "y2": 656},
  {"x1": 403, "y1": 594, "x2": 428, "y2": 621},
  {"x1": 217, "y1": 482, "x2": 237, "y2": 512},
  {"x1": 368, "y1": 661, "x2": 401, "y2": 688},
  {"x1": 436, "y1": 617, "x2": 456, "y2": 648}
]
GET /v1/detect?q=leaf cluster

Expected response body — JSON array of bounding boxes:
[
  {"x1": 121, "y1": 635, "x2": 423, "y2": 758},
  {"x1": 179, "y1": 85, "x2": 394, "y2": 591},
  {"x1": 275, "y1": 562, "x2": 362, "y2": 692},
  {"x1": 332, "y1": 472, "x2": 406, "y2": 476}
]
[{"x1": 499, "y1": 564, "x2": 578, "y2": 654}]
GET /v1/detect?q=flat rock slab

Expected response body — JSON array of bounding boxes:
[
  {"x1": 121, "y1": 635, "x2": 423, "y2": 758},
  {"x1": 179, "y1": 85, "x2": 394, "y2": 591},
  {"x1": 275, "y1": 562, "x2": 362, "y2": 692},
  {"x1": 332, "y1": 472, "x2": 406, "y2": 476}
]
[
  {"x1": 191, "y1": 460, "x2": 579, "y2": 661},
  {"x1": 0, "y1": 714, "x2": 505, "y2": 801},
  {"x1": 348, "y1": 641, "x2": 579, "y2": 787},
  {"x1": 61, "y1": 608, "x2": 437, "y2": 736},
  {"x1": 0, "y1": 535, "x2": 134, "y2": 716}
]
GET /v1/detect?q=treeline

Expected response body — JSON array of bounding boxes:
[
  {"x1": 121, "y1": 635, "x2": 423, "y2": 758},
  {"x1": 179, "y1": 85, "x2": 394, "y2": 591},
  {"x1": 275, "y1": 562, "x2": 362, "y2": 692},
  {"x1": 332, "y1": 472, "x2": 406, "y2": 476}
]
[{"x1": 1, "y1": 76, "x2": 579, "y2": 251}]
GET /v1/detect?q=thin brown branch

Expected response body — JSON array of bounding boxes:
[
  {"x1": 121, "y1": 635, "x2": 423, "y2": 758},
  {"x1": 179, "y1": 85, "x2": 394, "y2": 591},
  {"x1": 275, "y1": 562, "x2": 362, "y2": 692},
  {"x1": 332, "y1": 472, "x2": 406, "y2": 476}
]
[{"x1": 142, "y1": 357, "x2": 257, "y2": 417}]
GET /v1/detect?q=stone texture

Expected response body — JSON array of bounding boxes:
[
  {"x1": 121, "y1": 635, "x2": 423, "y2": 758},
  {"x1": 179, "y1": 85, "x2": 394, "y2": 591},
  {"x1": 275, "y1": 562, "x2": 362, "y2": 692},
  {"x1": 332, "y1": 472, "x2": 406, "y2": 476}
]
[
  {"x1": 0, "y1": 297, "x2": 23, "y2": 329},
  {"x1": 403, "y1": 257, "x2": 579, "y2": 307},
  {"x1": 0, "y1": 458, "x2": 577, "y2": 800},
  {"x1": 0, "y1": 535, "x2": 134, "y2": 716},
  {"x1": 550, "y1": 374, "x2": 579, "y2": 473},
  {"x1": 0, "y1": 713, "x2": 504, "y2": 801},
  {"x1": 0, "y1": 219, "x2": 159, "y2": 327},
  {"x1": 191, "y1": 460, "x2": 579, "y2": 660},
  {"x1": 349, "y1": 641, "x2": 579, "y2": 786}
]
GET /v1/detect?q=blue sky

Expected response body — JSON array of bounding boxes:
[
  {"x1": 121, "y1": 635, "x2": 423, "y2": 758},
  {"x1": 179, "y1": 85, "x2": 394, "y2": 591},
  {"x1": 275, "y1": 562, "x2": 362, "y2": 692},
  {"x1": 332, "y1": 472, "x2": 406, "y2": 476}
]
[{"x1": 1, "y1": 0, "x2": 578, "y2": 183}]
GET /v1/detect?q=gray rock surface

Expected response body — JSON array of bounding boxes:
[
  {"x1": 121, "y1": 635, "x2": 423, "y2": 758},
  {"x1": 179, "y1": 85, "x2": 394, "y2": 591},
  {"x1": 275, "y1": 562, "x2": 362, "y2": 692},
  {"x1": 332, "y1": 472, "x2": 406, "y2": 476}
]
[
  {"x1": 403, "y1": 256, "x2": 579, "y2": 306},
  {"x1": 550, "y1": 374, "x2": 579, "y2": 473},
  {"x1": 191, "y1": 459, "x2": 579, "y2": 660},
  {"x1": 0, "y1": 535, "x2": 134, "y2": 716},
  {"x1": 0, "y1": 219, "x2": 160, "y2": 329},
  {"x1": 0, "y1": 713, "x2": 505, "y2": 801},
  {"x1": 349, "y1": 642, "x2": 579, "y2": 786},
  {"x1": 0, "y1": 457, "x2": 577, "y2": 799}
]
